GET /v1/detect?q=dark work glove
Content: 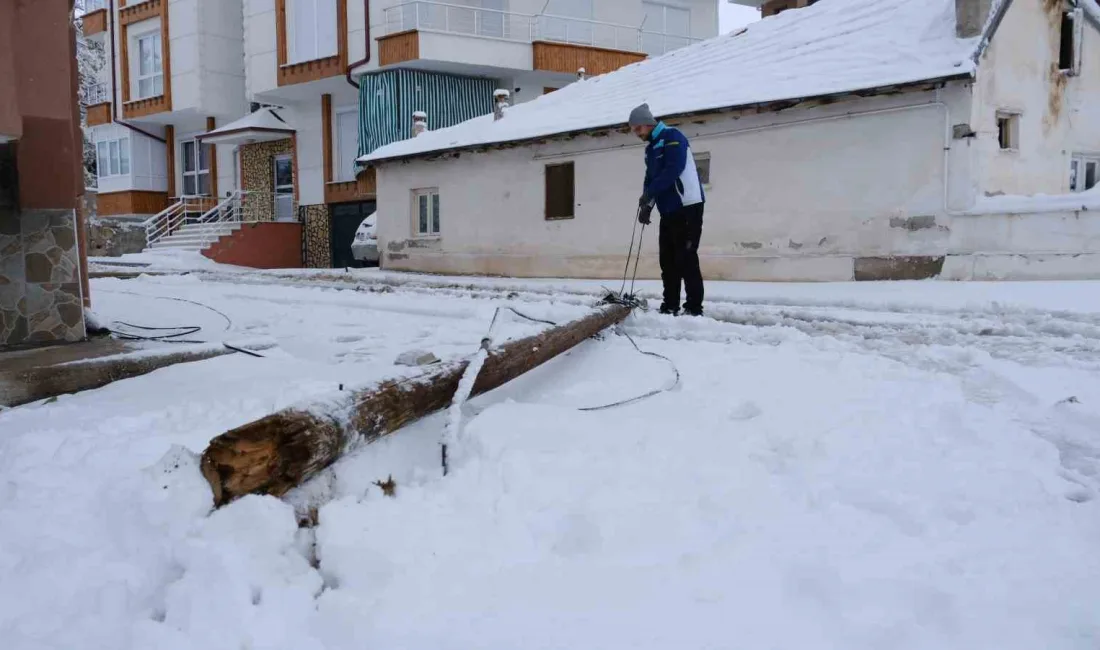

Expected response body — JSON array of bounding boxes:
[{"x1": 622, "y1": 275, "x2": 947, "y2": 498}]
[{"x1": 638, "y1": 194, "x2": 654, "y2": 225}]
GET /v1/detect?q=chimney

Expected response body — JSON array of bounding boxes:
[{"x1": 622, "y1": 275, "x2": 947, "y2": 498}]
[
  {"x1": 577, "y1": 67, "x2": 587, "y2": 81},
  {"x1": 493, "y1": 89, "x2": 510, "y2": 121},
  {"x1": 955, "y1": 0, "x2": 993, "y2": 38},
  {"x1": 412, "y1": 111, "x2": 428, "y2": 137}
]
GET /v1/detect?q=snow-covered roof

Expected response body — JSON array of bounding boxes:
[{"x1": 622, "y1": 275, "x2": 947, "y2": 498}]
[
  {"x1": 364, "y1": 0, "x2": 979, "y2": 163},
  {"x1": 199, "y1": 108, "x2": 294, "y2": 145}
]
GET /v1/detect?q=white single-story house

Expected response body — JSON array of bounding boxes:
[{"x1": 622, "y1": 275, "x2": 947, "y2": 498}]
[{"x1": 362, "y1": 0, "x2": 1100, "y2": 281}]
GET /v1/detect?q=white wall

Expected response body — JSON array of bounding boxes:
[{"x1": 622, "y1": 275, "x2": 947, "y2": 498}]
[
  {"x1": 199, "y1": 0, "x2": 248, "y2": 119},
  {"x1": 972, "y1": 0, "x2": 1100, "y2": 196},
  {"x1": 285, "y1": 100, "x2": 326, "y2": 205},
  {"x1": 243, "y1": 0, "x2": 278, "y2": 98},
  {"x1": 167, "y1": 0, "x2": 199, "y2": 111},
  {"x1": 376, "y1": 88, "x2": 975, "y2": 280}
]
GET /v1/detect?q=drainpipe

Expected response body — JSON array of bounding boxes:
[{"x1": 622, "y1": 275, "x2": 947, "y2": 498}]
[
  {"x1": 106, "y1": 0, "x2": 166, "y2": 143},
  {"x1": 345, "y1": 0, "x2": 371, "y2": 89}
]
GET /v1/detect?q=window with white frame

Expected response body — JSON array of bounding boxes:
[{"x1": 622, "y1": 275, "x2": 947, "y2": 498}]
[
  {"x1": 180, "y1": 138, "x2": 212, "y2": 196},
  {"x1": 288, "y1": 0, "x2": 338, "y2": 64},
  {"x1": 135, "y1": 31, "x2": 163, "y2": 99},
  {"x1": 1071, "y1": 154, "x2": 1099, "y2": 193},
  {"x1": 96, "y1": 137, "x2": 130, "y2": 178},
  {"x1": 642, "y1": 2, "x2": 691, "y2": 56},
  {"x1": 413, "y1": 189, "x2": 441, "y2": 236},
  {"x1": 334, "y1": 107, "x2": 359, "y2": 183}
]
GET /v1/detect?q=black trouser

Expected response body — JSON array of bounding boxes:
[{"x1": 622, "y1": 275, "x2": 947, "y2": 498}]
[{"x1": 658, "y1": 202, "x2": 704, "y2": 313}]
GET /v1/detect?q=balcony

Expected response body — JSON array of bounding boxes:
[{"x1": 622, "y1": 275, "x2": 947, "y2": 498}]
[
  {"x1": 85, "y1": 82, "x2": 112, "y2": 126},
  {"x1": 377, "y1": 2, "x2": 653, "y2": 76},
  {"x1": 81, "y1": 0, "x2": 109, "y2": 35}
]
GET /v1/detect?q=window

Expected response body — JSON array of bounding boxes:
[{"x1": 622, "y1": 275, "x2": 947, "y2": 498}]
[
  {"x1": 135, "y1": 32, "x2": 163, "y2": 99},
  {"x1": 642, "y1": 2, "x2": 691, "y2": 55},
  {"x1": 334, "y1": 107, "x2": 359, "y2": 183},
  {"x1": 95, "y1": 137, "x2": 130, "y2": 178},
  {"x1": 1071, "y1": 154, "x2": 1099, "y2": 193},
  {"x1": 180, "y1": 138, "x2": 212, "y2": 196},
  {"x1": 288, "y1": 0, "x2": 338, "y2": 64},
  {"x1": 693, "y1": 152, "x2": 710, "y2": 187},
  {"x1": 996, "y1": 111, "x2": 1020, "y2": 151},
  {"x1": 1059, "y1": 8, "x2": 1083, "y2": 75},
  {"x1": 413, "y1": 189, "x2": 441, "y2": 236},
  {"x1": 545, "y1": 162, "x2": 575, "y2": 220}
]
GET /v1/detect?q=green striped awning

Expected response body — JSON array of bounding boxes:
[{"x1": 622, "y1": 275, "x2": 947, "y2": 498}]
[{"x1": 358, "y1": 69, "x2": 496, "y2": 159}]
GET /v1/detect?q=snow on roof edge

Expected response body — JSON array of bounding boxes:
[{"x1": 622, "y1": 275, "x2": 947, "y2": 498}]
[{"x1": 361, "y1": 70, "x2": 974, "y2": 165}]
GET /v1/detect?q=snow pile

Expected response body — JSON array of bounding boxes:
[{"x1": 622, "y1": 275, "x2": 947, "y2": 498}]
[
  {"x1": 364, "y1": 0, "x2": 978, "y2": 162},
  {"x1": 969, "y1": 186, "x2": 1100, "y2": 215},
  {"x1": 308, "y1": 331, "x2": 1100, "y2": 648},
  {"x1": 5, "y1": 273, "x2": 1100, "y2": 648}
]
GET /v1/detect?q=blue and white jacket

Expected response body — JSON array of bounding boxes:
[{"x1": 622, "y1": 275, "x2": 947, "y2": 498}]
[{"x1": 643, "y1": 122, "x2": 705, "y2": 217}]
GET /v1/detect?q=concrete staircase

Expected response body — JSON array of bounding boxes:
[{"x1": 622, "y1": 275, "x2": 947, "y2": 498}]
[{"x1": 148, "y1": 222, "x2": 242, "y2": 251}]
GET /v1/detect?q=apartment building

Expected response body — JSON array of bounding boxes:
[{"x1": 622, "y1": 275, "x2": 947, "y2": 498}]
[
  {"x1": 85, "y1": 0, "x2": 718, "y2": 267},
  {"x1": 81, "y1": 0, "x2": 247, "y2": 221}
]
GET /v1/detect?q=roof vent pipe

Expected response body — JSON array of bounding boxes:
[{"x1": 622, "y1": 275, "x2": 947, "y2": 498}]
[{"x1": 493, "y1": 89, "x2": 510, "y2": 121}]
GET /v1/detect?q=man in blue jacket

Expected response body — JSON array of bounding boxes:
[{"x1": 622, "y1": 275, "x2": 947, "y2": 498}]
[{"x1": 629, "y1": 103, "x2": 705, "y2": 316}]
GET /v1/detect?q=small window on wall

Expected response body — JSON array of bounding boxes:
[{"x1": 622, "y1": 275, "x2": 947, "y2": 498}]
[
  {"x1": 414, "y1": 189, "x2": 440, "y2": 236},
  {"x1": 996, "y1": 111, "x2": 1020, "y2": 151},
  {"x1": 545, "y1": 162, "x2": 575, "y2": 220},
  {"x1": 96, "y1": 137, "x2": 130, "y2": 178},
  {"x1": 1059, "y1": 8, "x2": 1083, "y2": 75},
  {"x1": 1071, "y1": 154, "x2": 1099, "y2": 193},
  {"x1": 693, "y1": 152, "x2": 710, "y2": 187}
]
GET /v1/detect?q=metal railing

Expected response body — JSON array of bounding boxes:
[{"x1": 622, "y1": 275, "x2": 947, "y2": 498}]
[
  {"x1": 381, "y1": 1, "x2": 649, "y2": 52},
  {"x1": 382, "y1": 1, "x2": 536, "y2": 42},
  {"x1": 640, "y1": 31, "x2": 701, "y2": 56},
  {"x1": 142, "y1": 190, "x2": 301, "y2": 250},
  {"x1": 86, "y1": 81, "x2": 110, "y2": 105}
]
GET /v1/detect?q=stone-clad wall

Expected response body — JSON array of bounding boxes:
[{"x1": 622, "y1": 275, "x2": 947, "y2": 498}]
[
  {"x1": 302, "y1": 204, "x2": 331, "y2": 268},
  {"x1": 239, "y1": 140, "x2": 294, "y2": 223},
  {"x1": 1, "y1": 209, "x2": 85, "y2": 346}
]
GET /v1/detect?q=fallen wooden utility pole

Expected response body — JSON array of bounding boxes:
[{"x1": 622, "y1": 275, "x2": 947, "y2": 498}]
[{"x1": 201, "y1": 303, "x2": 631, "y2": 506}]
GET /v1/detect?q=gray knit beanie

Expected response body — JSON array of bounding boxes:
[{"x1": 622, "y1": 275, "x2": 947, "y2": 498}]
[{"x1": 628, "y1": 103, "x2": 657, "y2": 128}]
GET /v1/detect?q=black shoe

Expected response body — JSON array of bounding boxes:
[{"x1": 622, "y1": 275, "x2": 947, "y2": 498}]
[
  {"x1": 683, "y1": 305, "x2": 703, "y2": 317},
  {"x1": 658, "y1": 303, "x2": 679, "y2": 316}
]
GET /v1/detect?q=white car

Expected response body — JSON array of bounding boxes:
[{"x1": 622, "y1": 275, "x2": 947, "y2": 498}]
[{"x1": 350, "y1": 211, "x2": 379, "y2": 264}]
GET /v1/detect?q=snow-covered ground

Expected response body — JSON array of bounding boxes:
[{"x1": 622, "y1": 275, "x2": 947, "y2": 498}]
[{"x1": 3, "y1": 267, "x2": 1100, "y2": 649}]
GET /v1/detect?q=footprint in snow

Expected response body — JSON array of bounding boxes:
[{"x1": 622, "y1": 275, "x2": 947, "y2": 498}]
[{"x1": 729, "y1": 401, "x2": 762, "y2": 421}]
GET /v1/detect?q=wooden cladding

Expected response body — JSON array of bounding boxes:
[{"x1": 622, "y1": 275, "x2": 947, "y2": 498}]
[
  {"x1": 378, "y1": 30, "x2": 420, "y2": 66},
  {"x1": 326, "y1": 168, "x2": 376, "y2": 203},
  {"x1": 86, "y1": 103, "x2": 112, "y2": 126},
  {"x1": 207, "y1": 117, "x2": 218, "y2": 197},
  {"x1": 119, "y1": 0, "x2": 171, "y2": 116},
  {"x1": 97, "y1": 190, "x2": 170, "y2": 216},
  {"x1": 83, "y1": 9, "x2": 108, "y2": 35},
  {"x1": 275, "y1": 0, "x2": 348, "y2": 87},
  {"x1": 119, "y1": 0, "x2": 161, "y2": 25},
  {"x1": 321, "y1": 94, "x2": 333, "y2": 184},
  {"x1": 123, "y1": 95, "x2": 168, "y2": 118},
  {"x1": 532, "y1": 41, "x2": 645, "y2": 77}
]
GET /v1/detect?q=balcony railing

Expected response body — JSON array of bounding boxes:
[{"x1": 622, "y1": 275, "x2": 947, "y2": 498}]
[
  {"x1": 640, "y1": 31, "x2": 702, "y2": 57},
  {"x1": 86, "y1": 81, "x2": 110, "y2": 105},
  {"x1": 381, "y1": 1, "x2": 665, "y2": 53}
]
